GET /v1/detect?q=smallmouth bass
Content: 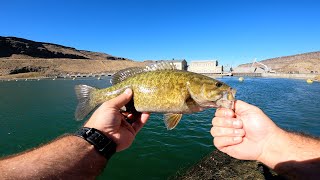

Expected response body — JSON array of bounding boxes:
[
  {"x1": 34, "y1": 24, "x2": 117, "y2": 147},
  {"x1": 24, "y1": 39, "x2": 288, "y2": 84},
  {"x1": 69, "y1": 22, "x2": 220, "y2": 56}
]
[{"x1": 75, "y1": 62, "x2": 236, "y2": 130}]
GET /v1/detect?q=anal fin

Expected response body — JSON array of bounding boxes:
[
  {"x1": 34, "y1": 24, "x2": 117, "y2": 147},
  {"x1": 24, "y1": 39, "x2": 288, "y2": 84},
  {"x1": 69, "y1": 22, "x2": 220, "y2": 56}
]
[{"x1": 164, "y1": 113, "x2": 183, "y2": 130}]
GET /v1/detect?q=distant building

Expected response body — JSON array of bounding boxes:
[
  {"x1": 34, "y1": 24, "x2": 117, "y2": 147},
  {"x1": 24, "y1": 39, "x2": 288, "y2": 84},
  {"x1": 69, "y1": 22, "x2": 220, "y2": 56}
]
[
  {"x1": 156, "y1": 59, "x2": 188, "y2": 70},
  {"x1": 188, "y1": 60, "x2": 223, "y2": 74},
  {"x1": 171, "y1": 59, "x2": 188, "y2": 70}
]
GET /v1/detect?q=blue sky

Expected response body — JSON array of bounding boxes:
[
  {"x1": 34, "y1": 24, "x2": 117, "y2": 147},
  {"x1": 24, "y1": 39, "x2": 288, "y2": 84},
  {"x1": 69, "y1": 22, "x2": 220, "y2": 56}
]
[{"x1": 1, "y1": 0, "x2": 319, "y2": 66}]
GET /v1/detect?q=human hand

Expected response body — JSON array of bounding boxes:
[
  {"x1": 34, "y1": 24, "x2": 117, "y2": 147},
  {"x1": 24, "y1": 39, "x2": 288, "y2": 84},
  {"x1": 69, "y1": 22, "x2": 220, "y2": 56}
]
[
  {"x1": 211, "y1": 100, "x2": 281, "y2": 161},
  {"x1": 84, "y1": 89, "x2": 150, "y2": 152}
]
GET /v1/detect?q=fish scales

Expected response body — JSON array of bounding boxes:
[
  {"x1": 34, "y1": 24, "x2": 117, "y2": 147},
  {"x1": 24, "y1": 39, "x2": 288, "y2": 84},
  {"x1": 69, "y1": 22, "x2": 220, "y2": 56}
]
[
  {"x1": 98, "y1": 70, "x2": 198, "y2": 113},
  {"x1": 74, "y1": 62, "x2": 236, "y2": 130}
]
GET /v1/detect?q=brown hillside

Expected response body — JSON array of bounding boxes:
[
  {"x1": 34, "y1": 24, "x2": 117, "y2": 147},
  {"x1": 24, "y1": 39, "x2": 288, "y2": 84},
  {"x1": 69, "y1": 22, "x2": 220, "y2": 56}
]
[
  {"x1": 0, "y1": 36, "x2": 128, "y2": 60},
  {"x1": 0, "y1": 36, "x2": 147, "y2": 78},
  {"x1": 239, "y1": 51, "x2": 320, "y2": 73}
]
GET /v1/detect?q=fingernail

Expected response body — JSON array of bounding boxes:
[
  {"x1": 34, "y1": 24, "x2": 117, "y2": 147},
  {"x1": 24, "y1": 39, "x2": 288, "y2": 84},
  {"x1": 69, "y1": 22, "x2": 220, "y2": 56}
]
[
  {"x1": 233, "y1": 120, "x2": 241, "y2": 127},
  {"x1": 124, "y1": 88, "x2": 131, "y2": 95},
  {"x1": 233, "y1": 137, "x2": 241, "y2": 141},
  {"x1": 234, "y1": 129, "x2": 240, "y2": 134}
]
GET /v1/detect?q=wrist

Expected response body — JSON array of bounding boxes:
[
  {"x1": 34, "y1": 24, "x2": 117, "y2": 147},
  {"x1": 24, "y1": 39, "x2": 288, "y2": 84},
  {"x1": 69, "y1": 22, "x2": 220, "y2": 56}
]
[
  {"x1": 257, "y1": 128, "x2": 289, "y2": 168},
  {"x1": 74, "y1": 127, "x2": 117, "y2": 160},
  {"x1": 83, "y1": 121, "x2": 118, "y2": 142}
]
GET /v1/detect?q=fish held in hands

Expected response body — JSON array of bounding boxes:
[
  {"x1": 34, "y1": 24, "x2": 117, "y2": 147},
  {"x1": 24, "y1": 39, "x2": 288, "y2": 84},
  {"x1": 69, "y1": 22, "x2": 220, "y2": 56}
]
[{"x1": 75, "y1": 62, "x2": 236, "y2": 130}]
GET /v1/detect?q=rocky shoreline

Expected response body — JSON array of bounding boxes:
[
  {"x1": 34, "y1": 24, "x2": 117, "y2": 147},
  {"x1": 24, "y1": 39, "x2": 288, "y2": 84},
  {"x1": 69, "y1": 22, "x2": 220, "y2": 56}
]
[{"x1": 262, "y1": 72, "x2": 319, "y2": 81}]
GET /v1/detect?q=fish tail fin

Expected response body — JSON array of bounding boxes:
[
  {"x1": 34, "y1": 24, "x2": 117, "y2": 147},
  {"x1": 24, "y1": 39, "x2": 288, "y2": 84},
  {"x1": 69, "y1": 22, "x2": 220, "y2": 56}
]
[{"x1": 75, "y1": 84, "x2": 99, "y2": 121}]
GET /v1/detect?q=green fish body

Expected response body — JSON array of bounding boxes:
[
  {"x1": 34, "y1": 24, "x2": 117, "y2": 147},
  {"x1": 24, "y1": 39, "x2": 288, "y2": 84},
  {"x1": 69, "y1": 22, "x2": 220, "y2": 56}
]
[{"x1": 75, "y1": 62, "x2": 236, "y2": 130}]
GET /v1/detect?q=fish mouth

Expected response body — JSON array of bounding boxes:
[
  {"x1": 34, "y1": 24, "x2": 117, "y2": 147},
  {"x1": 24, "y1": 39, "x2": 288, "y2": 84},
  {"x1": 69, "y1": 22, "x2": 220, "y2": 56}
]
[
  {"x1": 199, "y1": 88, "x2": 236, "y2": 109},
  {"x1": 227, "y1": 88, "x2": 236, "y2": 101},
  {"x1": 212, "y1": 88, "x2": 236, "y2": 109}
]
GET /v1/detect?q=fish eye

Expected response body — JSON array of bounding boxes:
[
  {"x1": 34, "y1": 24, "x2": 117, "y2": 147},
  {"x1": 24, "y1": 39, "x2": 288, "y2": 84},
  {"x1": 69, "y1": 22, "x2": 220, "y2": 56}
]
[{"x1": 215, "y1": 82, "x2": 223, "y2": 87}]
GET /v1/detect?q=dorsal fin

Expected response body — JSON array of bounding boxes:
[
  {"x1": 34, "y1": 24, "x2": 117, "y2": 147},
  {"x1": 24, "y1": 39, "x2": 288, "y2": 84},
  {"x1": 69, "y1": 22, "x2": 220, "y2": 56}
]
[
  {"x1": 111, "y1": 67, "x2": 145, "y2": 85},
  {"x1": 145, "y1": 61, "x2": 176, "y2": 71},
  {"x1": 111, "y1": 61, "x2": 177, "y2": 85}
]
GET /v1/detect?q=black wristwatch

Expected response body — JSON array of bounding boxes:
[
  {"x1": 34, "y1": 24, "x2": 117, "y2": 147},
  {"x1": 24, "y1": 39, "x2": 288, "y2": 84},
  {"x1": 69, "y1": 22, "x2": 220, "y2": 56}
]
[{"x1": 75, "y1": 127, "x2": 117, "y2": 159}]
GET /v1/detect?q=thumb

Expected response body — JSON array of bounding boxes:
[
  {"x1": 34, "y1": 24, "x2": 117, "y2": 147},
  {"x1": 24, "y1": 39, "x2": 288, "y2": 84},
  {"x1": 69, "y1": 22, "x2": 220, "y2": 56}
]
[
  {"x1": 108, "y1": 88, "x2": 133, "y2": 109},
  {"x1": 234, "y1": 100, "x2": 259, "y2": 114}
]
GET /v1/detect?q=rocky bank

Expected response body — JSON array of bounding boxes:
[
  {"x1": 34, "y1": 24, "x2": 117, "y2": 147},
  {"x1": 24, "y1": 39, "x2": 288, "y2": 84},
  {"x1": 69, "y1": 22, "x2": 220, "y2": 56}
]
[{"x1": 172, "y1": 150, "x2": 284, "y2": 180}]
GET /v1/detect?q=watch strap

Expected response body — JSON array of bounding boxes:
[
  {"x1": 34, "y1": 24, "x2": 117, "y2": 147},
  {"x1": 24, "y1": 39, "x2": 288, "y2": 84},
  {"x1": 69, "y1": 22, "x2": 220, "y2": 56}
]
[{"x1": 75, "y1": 127, "x2": 117, "y2": 159}]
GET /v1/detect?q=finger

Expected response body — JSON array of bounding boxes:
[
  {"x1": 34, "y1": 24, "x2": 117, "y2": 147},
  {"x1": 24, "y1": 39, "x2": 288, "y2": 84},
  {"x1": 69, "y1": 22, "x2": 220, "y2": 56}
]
[
  {"x1": 210, "y1": 127, "x2": 245, "y2": 137},
  {"x1": 213, "y1": 136, "x2": 243, "y2": 149},
  {"x1": 107, "y1": 88, "x2": 133, "y2": 109},
  {"x1": 212, "y1": 117, "x2": 243, "y2": 128},
  {"x1": 120, "y1": 116, "x2": 136, "y2": 135},
  {"x1": 140, "y1": 112, "x2": 150, "y2": 124},
  {"x1": 234, "y1": 100, "x2": 260, "y2": 114},
  {"x1": 122, "y1": 112, "x2": 136, "y2": 124},
  {"x1": 215, "y1": 108, "x2": 235, "y2": 117},
  {"x1": 121, "y1": 112, "x2": 130, "y2": 117},
  {"x1": 132, "y1": 112, "x2": 150, "y2": 133},
  {"x1": 127, "y1": 113, "x2": 133, "y2": 119}
]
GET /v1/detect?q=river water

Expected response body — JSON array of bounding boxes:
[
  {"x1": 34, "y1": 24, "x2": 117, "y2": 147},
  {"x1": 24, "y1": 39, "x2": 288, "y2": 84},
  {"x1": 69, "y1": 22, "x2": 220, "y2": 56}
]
[{"x1": 0, "y1": 77, "x2": 319, "y2": 179}]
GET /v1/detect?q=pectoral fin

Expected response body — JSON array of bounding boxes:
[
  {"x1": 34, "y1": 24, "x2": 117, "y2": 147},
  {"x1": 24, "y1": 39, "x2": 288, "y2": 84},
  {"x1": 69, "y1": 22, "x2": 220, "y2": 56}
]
[{"x1": 164, "y1": 113, "x2": 183, "y2": 130}]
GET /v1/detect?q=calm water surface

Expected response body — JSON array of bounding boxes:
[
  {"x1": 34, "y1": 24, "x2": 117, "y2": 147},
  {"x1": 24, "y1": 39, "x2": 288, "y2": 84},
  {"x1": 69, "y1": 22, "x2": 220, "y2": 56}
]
[{"x1": 0, "y1": 77, "x2": 319, "y2": 179}]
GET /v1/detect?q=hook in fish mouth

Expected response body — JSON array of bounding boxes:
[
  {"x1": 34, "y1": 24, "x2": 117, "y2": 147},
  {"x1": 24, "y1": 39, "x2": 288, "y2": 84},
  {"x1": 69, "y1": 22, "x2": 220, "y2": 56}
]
[
  {"x1": 199, "y1": 88, "x2": 236, "y2": 109},
  {"x1": 229, "y1": 88, "x2": 237, "y2": 100},
  {"x1": 215, "y1": 88, "x2": 236, "y2": 109},
  {"x1": 222, "y1": 88, "x2": 236, "y2": 101}
]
